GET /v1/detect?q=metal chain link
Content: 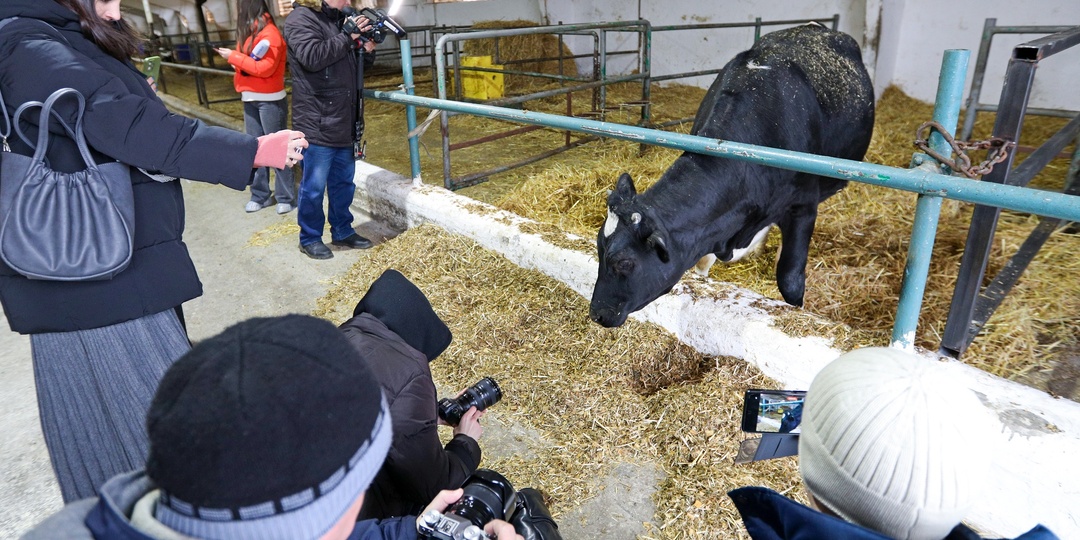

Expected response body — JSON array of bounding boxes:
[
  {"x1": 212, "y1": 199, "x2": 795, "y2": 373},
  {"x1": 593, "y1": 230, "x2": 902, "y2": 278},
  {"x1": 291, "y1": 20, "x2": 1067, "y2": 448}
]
[{"x1": 913, "y1": 121, "x2": 1015, "y2": 178}]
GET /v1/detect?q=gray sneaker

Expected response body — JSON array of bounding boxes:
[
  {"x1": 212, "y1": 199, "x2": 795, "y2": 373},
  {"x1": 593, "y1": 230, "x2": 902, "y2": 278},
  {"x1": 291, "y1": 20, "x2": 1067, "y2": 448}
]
[
  {"x1": 276, "y1": 203, "x2": 295, "y2": 215},
  {"x1": 245, "y1": 200, "x2": 271, "y2": 213}
]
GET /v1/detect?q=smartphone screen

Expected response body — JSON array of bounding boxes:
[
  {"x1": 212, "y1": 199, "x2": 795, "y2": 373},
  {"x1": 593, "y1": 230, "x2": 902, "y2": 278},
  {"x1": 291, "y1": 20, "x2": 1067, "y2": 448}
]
[
  {"x1": 741, "y1": 389, "x2": 807, "y2": 434},
  {"x1": 141, "y1": 55, "x2": 161, "y2": 82}
]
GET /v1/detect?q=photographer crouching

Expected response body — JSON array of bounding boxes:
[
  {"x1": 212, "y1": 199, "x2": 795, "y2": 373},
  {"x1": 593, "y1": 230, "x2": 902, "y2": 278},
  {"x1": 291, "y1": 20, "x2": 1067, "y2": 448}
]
[{"x1": 284, "y1": 0, "x2": 377, "y2": 260}]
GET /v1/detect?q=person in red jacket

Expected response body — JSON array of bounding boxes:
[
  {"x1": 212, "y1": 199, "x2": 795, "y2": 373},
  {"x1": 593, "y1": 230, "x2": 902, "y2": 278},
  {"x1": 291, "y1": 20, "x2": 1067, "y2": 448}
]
[{"x1": 215, "y1": 0, "x2": 296, "y2": 214}]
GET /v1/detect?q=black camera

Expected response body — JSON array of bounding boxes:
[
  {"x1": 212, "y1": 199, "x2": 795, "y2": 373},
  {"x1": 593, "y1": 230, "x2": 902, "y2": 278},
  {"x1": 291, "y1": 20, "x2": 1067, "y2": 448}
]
[
  {"x1": 418, "y1": 469, "x2": 517, "y2": 540},
  {"x1": 438, "y1": 377, "x2": 503, "y2": 426},
  {"x1": 341, "y1": 7, "x2": 407, "y2": 44}
]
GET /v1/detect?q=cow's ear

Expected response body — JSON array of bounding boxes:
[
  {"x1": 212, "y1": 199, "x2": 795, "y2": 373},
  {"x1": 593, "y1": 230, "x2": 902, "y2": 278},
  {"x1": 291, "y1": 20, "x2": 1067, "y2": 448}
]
[{"x1": 614, "y1": 173, "x2": 637, "y2": 199}]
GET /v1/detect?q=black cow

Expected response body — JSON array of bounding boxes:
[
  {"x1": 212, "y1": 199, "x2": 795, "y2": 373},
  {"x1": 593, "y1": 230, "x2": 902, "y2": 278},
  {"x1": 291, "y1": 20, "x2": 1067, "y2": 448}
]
[{"x1": 589, "y1": 24, "x2": 874, "y2": 327}]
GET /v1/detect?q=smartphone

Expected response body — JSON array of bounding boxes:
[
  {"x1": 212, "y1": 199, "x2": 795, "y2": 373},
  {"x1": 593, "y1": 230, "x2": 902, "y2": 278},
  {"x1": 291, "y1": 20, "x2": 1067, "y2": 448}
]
[
  {"x1": 141, "y1": 55, "x2": 161, "y2": 82},
  {"x1": 740, "y1": 388, "x2": 807, "y2": 434}
]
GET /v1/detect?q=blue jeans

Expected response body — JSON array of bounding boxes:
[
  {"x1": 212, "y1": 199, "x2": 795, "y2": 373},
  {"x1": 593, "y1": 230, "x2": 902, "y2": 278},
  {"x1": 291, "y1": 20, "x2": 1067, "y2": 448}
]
[
  {"x1": 244, "y1": 98, "x2": 294, "y2": 205},
  {"x1": 297, "y1": 144, "x2": 356, "y2": 246}
]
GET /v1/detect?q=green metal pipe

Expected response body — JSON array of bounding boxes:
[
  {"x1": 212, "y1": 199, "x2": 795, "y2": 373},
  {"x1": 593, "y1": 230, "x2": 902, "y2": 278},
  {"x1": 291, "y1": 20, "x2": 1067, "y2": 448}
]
[
  {"x1": 892, "y1": 50, "x2": 971, "y2": 350},
  {"x1": 400, "y1": 39, "x2": 421, "y2": 181},
  {"x1": 365, "y1": 88, "x2": 1080, "y2": 223}
]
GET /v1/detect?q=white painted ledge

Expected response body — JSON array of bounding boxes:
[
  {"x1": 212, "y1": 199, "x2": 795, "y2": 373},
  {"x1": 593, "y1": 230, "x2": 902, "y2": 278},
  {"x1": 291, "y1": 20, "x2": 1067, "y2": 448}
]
[{"x1": 352, "y1": 162, "x2": 1080, "y2": 538}]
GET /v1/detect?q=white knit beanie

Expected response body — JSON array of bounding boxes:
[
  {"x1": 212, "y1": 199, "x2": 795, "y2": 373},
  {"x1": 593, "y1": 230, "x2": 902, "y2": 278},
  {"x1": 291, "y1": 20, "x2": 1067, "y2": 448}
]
[{"x1": 798, "y1": 347, "x2": 997, "y2": 540}]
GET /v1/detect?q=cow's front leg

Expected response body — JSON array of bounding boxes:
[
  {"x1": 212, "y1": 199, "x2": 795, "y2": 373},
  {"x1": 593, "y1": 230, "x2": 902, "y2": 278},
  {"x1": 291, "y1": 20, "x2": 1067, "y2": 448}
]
[{"x1": 776, "y1": 204, "x2": 818, "y2": 307}]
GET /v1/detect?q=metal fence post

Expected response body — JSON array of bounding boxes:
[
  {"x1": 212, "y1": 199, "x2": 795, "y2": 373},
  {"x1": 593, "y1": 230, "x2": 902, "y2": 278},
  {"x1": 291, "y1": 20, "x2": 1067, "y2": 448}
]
[
  {"x1": 399, "y1": 39, "x2": 422, "y2": 182},
  {"x1": 891, "y1": 49, "x2": 970, "y2": 351}
]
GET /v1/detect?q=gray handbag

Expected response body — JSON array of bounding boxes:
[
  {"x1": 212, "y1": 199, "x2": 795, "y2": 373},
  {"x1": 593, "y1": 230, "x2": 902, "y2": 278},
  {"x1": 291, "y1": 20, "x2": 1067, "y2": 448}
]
[{"x1": 0, "y1": 87, "x2": 135, "y2": 281}]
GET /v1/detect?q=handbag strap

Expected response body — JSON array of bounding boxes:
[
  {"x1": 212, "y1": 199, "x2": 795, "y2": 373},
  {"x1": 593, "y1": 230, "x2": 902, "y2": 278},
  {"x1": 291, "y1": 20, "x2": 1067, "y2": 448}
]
[
  {"x1": 12, "y1": 88, "x2": 95, "y2": 169},
  {"x1": 0, "y1": 17, "x2": 74, "y2": 152}
]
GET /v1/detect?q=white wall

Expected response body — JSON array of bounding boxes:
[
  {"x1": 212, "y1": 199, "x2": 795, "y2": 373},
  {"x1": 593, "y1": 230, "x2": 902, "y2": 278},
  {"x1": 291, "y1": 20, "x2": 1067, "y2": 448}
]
[
  {"x1": 389, "y1": 0, "x2": 544, "y2": 28},
  {"x1": 877, "y1": 0, "x2": 1080, "y2": 111}
]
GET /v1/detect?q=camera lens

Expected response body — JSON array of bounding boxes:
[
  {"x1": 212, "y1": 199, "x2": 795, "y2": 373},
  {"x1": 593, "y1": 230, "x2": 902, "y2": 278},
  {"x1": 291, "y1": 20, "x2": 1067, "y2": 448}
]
[
  {"x1": 449, "y1": 469, "x2": 516, "y2": 528},
  {"x1": 438, "y1": 377, "x2": 503, "y2": 426},
  {"x1": 462, "y1": 377, "x2": 503, "y2": 411}
]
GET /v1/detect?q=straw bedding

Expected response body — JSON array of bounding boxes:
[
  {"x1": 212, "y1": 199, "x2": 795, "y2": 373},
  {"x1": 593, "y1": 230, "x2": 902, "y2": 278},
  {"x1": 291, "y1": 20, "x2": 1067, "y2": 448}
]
[{"x1": 310, "y1": 224, "x2": 803, "y2": 539}]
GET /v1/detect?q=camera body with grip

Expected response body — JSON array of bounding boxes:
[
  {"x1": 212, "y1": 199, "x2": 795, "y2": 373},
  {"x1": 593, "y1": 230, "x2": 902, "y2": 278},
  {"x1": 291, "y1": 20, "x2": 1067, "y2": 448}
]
[
  {"x1": 341, "y1": 7, "x2": 407, "y2": 44},
  {"x1": 417, "y1": 470, "x2": 517, "y2": 540}
]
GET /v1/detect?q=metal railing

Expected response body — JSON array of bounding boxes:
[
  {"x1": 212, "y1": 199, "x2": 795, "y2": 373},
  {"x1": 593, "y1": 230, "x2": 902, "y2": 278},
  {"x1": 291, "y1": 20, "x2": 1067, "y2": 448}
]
[
  {"x1": 428, "y1": 16, "x2": 841, "y2": 190},
  {"x1": 941, "y1": 24, "x2": 1080, "y2": 358},
  {"x1": 369, "y1": 38, "x2": 1080, "y2": 351}
]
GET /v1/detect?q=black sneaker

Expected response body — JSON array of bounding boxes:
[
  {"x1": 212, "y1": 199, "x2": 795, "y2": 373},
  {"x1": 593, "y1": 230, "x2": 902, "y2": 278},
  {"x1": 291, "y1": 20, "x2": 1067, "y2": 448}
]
[
  {"x1": 331, "y1": 233, "x2": 373, "y2": 249},
  {"x1": 300, "y1": 241, "x2": 333, "y2": 260}
]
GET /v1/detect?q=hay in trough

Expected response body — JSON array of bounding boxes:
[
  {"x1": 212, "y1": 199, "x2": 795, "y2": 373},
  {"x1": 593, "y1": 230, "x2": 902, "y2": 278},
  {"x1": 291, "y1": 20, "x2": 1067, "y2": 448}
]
[
  {"x1": 313, "y1": 224, "x2": 803, "y2": 539},
  {"x1": 493, "y1": 85, "x2": 1080, "y2": 391}
]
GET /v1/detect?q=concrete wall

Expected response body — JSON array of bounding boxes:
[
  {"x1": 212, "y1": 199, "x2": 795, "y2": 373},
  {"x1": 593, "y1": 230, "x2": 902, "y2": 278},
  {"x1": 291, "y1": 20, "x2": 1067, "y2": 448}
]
[{"x1": 389, "y1": 0, "x2": 544, "y2": 28}]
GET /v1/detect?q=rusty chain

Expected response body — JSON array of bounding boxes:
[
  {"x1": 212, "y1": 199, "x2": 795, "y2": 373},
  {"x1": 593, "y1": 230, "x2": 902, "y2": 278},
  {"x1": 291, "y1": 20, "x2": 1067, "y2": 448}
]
[{"x1": 913, "y1": 121, "x2": 1015, "y2": 178}]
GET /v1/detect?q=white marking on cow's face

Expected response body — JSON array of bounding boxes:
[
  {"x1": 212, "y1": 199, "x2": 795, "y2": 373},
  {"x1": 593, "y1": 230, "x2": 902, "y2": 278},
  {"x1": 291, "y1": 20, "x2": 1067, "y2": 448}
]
[
  {"x1": 631, "y1": 212, "x2": 641, "y2": 225},
  {"x1": 747, "y1": 61, "x2": 771, "y2": 70},
  {"x1": 603, "y1": 209, "x2": 619, "y2": 238}
]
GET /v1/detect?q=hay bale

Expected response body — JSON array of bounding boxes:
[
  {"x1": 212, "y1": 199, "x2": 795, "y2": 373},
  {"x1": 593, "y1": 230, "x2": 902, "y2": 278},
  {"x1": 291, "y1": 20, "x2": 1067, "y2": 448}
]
[{"x1": 462, "y1": 20, "x2": 578, "y2": 93}]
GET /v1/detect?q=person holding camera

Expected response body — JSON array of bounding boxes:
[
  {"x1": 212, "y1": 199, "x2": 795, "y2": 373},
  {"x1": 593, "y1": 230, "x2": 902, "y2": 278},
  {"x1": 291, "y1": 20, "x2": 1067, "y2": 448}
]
[
  {"x1": 339, "y1": 269, "x2": 487, "y2": 520},
  {"x1": 284, "y1": 0, "x2": 377, "y2": 260},
  {"x1": 24, "y1": 315, "x2": 523, "y2": 540},
  {"x1": 728, "y1": 347, "x2": 1058, "y2": 540}
]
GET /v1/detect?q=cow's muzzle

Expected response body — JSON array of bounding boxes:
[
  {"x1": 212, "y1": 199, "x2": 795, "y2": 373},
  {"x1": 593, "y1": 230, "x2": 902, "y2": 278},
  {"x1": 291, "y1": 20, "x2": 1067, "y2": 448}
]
[{"x1": 589, "y1": 306, "x2": 627, "y2": 328}]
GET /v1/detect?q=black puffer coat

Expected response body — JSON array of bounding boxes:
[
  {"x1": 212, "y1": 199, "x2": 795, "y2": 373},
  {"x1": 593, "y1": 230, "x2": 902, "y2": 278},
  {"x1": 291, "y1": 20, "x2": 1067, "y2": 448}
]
[
  {"x1": 0, "y1": 0, "x2": 256, "y2": 334},
  {"x1": 284, "y1": 0, "x2": 375, "y2": 148}
]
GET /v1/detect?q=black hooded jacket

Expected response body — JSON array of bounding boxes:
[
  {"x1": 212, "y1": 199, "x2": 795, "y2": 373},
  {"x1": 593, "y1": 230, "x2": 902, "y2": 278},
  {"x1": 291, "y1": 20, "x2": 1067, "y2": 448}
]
[
  {"x1": 339, "y1": 270, "x2": 482, "y2": 520},
  {"x1": 284, "y1": 0, "x2": 375, "y2": 147},
  {"x1": 0, "y1": 0, "x2": 256, "y2": 334}
]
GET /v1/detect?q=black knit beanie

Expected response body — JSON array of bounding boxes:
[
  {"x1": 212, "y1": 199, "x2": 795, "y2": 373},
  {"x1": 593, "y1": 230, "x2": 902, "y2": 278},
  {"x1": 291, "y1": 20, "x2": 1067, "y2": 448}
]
[
  {"x1": 146, "y1": 314, "x2": 392, "y2": 540},
  {"x1": 353, "y1": 269, "x2": 453, "y2": 362}
]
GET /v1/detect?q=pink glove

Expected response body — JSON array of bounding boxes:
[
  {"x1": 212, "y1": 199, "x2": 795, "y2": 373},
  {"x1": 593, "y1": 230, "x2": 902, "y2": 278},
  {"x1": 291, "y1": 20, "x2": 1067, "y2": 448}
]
[{"x1": 254, "y1": 130, "x2": 307, "y2": 169}]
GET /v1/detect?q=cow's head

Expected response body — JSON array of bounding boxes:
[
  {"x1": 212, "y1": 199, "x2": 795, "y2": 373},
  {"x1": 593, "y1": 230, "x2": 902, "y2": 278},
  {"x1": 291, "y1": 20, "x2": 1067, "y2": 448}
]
[{"x1": 589, "y1": 173, "x2": 679, "y2": 327}]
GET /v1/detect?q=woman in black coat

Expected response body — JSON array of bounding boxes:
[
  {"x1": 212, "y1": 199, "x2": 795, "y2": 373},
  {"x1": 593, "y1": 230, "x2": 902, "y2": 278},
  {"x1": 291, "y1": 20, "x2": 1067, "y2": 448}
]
[{"x1": 0, "y1": 0, "x2": 306, "y2": 502}]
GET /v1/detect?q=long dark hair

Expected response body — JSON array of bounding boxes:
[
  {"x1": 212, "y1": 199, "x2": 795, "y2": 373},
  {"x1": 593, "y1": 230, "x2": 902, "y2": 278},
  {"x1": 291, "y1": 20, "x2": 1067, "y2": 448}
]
[
  {"x1": 54, "y1": 0, "x2": 143, "y2": 62},
  {"x1": 236, "y1": 0, "x2": 275, "y2": 55}
]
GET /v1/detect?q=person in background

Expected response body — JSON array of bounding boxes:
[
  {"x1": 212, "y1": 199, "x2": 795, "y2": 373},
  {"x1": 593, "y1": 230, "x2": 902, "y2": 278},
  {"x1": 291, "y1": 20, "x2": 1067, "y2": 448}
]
[
  {"x1": 285, "y1": 0, "x2": 377, "y2": 260},
  {"x1": 23, "y1": 315, "x2": 523, "y2": 540},
  {"x1": 728, "y1": 347, "x2": 1059, "y2": 540},
  {"x1": 215, "y1": 0, "x2": 297, "y2": 215},
  {"x1": 339, "y1": 269, "x2": 485, "y2": 520},
  {"x1": 0, "y1": 0, "x2": 306, "y2": 503}
]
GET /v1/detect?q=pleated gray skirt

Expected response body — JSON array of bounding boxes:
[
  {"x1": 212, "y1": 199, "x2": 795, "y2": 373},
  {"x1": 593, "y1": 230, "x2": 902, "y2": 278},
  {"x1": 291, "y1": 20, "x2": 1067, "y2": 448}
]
[{"x1": 29, "y1": 308, "x2": 191, "y2": 502}]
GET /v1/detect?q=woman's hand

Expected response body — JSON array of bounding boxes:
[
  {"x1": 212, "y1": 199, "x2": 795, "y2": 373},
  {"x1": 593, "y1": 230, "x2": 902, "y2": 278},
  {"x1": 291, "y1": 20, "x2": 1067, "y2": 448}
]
[
  {"x1": 213, "y1": 47, "x2": 232, "y2": 60},
  {"x1": 254, "y1": 130, "x2": 308, "y2": 170}
]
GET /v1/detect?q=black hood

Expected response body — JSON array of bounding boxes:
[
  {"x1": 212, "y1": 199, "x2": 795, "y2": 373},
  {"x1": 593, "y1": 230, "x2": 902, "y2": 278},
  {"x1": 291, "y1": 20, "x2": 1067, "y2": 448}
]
[
  {"x1": 353, "y1": 269, "x2": 453, "y2": 362},
  {"x1": 0, "y1": 0, "x2": 82, "y2": 34}
]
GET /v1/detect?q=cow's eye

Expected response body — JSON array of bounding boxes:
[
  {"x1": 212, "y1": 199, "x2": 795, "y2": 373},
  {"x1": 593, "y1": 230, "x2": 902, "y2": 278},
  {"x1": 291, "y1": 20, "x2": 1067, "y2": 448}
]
[{"x1": 614, "y1": 258, "x2": 635, "y2": 275}]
